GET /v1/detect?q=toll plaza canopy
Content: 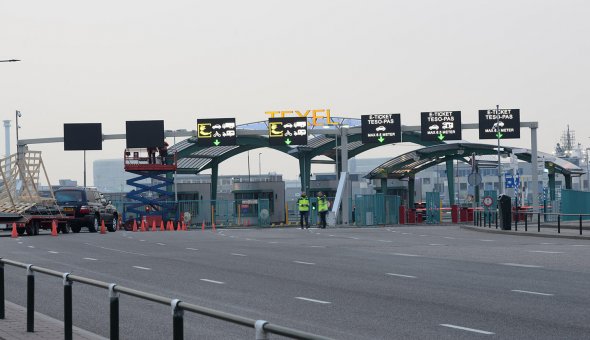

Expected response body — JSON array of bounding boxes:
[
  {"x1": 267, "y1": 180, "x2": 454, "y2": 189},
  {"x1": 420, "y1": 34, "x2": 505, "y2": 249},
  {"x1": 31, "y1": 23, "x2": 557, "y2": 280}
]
[{"x1": 364, "y1": 142, "x2": 585, "y2": 206}]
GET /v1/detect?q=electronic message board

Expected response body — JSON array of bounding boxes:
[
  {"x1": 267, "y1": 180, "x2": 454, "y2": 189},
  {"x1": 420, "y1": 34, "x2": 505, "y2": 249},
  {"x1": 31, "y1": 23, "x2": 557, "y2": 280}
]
[
  {"x1": 478, "y1": 109, "x2": 520, "y2": 139},
  {"x1": 268, "y1": 117, "x2": 307, "y2": 146},
  {"x1": 64, "y1": 123, "x2": 102, "y2": 150},
  {"x1": 126, "y1": 120, "x2": 165, "y2": 148},
  {"x1": 361, "y1": 114, "x2": 401, "y2": 144},
  {"x1": 197, "y1": 118, "x2": 236, "y2": 147},
  {"x1": 420, "y1": 111, "x2": 462, "y2": 142}
]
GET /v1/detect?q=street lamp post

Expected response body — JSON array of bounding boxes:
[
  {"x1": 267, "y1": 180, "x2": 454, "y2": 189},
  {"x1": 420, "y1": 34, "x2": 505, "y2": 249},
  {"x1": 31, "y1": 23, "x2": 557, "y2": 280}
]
[
  {"x1": 258, "y1": 152, "x2": 262, "y2": 178},
  {"x1": 496, "y1": 104, "x2": 503, "y2": 194}
]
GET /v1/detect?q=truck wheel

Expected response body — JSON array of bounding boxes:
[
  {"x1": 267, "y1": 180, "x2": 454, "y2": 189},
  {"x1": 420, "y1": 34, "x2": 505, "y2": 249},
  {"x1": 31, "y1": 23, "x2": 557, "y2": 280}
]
[
  {"x1": 107, "y1": 217, "x2": 117, "y2": 232},
  {"x1": 71, "y1": 225, "x2": 81, "y2": 233},
  {"x1": 88, "y1": 216, "x2": 99, "y2": 233},
  {"x1": 33, "y1": 222, "x2": 40, "y2": 236},
  {"x1": 60, "y1": 223, "x2": 70, "y2": 234}
]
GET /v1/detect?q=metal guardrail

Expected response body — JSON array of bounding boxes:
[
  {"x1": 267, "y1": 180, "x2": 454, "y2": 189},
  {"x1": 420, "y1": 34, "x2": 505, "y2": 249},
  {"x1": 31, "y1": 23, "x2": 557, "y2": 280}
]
[
  {"x1": 0, "y1": 258, "x2": 334, "y2": 340},
  {"x1": 472, "y1": 209, "x2": 590, "y2": 235}
]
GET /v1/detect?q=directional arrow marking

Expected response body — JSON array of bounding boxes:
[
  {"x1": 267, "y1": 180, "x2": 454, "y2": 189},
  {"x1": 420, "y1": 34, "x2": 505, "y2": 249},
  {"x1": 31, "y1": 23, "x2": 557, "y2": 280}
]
[
  {"x1": 437, "y1": 133, "x2": 445, "y2": 141},
  {"x1": 378, "y1": 136, "x2": 385, "y2": 143},
  {"x1": 496, "y1": 132, "x2": 503, "y2": 138},
  {"x1": 213, "y1": 139, "x2": 221, "y2": 146},
  {"x1": 285, "y1": 138, "x2": 292, "y2": 145}
]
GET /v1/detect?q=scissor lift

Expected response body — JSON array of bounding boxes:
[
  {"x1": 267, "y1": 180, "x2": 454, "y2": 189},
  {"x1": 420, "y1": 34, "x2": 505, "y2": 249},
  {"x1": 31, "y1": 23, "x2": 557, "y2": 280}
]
[{"x1": 123, "y1": 149, "x2": 177, "y2": 226}]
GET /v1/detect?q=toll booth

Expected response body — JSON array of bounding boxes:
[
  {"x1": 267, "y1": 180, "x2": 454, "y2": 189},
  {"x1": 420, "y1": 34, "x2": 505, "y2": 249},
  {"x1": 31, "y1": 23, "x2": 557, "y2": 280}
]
[{"x1": 232, "y1": 180, "x2": 285, "y2": 225}]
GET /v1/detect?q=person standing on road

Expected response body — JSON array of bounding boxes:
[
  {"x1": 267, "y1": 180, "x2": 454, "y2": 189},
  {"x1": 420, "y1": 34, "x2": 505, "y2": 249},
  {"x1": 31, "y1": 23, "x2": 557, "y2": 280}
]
[
  {"x1": 297, "y1": 192, "x2": 310, "y2": 229},
  {"x1": 317, "y1": 191, "x2": 329, "y2": 229}
]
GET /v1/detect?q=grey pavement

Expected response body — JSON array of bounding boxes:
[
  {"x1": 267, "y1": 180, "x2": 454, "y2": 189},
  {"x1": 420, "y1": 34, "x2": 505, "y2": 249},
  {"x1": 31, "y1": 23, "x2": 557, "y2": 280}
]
[
  {"x1": 0, "y1": 301, "x2": 106, "y2": 340},
  {"x1": 1, "y1": 225, "x2": 590, "y2": 339}
]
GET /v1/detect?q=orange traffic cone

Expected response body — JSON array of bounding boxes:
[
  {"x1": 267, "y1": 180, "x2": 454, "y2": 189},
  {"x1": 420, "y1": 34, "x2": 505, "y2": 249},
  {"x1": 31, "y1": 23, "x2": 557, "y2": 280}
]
[
  {"x1": 132, "y1": 220, "x2": 138, "y2": 232},
  {"x1": 11, "y1": 223, "x2": 18, "y2": 238},
  {"x1": 201, "y1": 220, "x2": 205, "y2": 231},
  {"x1": 160, "y1": 220, "x2": 165, "y2": 232},
  {"x1": 168, "y1": 221, "x2": 174, "y2": 231},
  {"x1": 100, "y1": 220, "x2": 107, "y2": 234},
  {"x1": 177, "y1": 222, "x2": 181, "y2": 231},
  {"x1": 182, "y1": 222, "x2": 187, "y2": 231},
  {"x1": 140, "y1": 220, "x2": 146, "y2": 232},
  {"x1": 51, "y1": 220, "x2": 58, "y2": 237},
  {"x1": 151, "y1": 220, "x2": 156, "y2": 232}
]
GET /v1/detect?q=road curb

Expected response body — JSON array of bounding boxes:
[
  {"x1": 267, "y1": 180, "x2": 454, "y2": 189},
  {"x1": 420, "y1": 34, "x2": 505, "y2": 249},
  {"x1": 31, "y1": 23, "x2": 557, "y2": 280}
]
[{"x1": 460, "y1": 225, "x2": 590, "y2": 240}]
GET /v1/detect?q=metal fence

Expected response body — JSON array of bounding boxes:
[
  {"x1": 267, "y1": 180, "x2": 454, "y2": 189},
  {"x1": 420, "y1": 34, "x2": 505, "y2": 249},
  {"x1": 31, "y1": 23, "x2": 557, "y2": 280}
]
[
  {"x1": 353, "y1": 194, "x2": 400, "y2": 226},
  {"x1": 0, "y1": 258, "x2": 333, "y2": 340},
  {"x1": 472, "y1": 209, "x2": 590, "y2": 235}
]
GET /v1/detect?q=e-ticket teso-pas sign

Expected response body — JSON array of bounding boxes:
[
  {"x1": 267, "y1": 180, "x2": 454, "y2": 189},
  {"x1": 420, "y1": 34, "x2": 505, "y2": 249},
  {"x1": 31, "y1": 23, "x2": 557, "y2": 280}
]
[
  {"x1": 420, "y1": 111, "x2": 462, "y2": 141},
  {"x1": 361, "y1": 114, "x2": 401, "y2": 144},
  {"x1": 197, "y1": 118, "x2": 237, "y2": 147},
  {"x1": 478, "y1": 109, "x2": 520, "y2": 139}
]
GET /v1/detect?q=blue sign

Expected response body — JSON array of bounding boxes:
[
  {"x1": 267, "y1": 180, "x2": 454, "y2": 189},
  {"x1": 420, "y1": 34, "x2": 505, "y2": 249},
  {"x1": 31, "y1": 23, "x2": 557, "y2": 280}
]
[{"x1": 505, "y1": 173, "x2": 514, "y2": 188}]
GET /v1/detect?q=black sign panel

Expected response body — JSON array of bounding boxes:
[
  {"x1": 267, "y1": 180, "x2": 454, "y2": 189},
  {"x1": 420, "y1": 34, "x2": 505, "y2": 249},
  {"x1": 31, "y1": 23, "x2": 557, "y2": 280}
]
[
  {"x1": 361, "y1": 114, "x2": 401, "y2": 144},
  {"x1": 478, "y1": 109, "x2": 520, "y2": 139},
  {"x1": 420, "y1": 111, "x2": 462, "y2": 141},
  {"x1": 126, "y1": 120, "x2": 165, "y2": 148},
  {"x1": 197, "y1": 118, "x2": 236, "y2": 147},
  {"x1": 64, "y1": 123, "x2": 102, "y2": 150},
  {"x1": 268, "y1": 117, "x2": 307, "y2": 146}
]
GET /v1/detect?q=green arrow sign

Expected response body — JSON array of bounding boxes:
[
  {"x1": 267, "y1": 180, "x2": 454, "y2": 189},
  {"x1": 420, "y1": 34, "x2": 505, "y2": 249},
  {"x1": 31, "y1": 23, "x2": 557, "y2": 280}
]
[
  {"x1": 213, "y1": 139, "x2": 221, "y2": 146},
  {"x1": 496, "y1": 132, "x2": 503, "y2": 139},
  {"x1": 378, "y1": 136, "x2": 385, "y2": 143},
  {"x1": 285, "y1": 138, "x2": 292, "y2": 145},
  {"x1": 437, "y1": 133, "x2": 445, "y2": 141}
]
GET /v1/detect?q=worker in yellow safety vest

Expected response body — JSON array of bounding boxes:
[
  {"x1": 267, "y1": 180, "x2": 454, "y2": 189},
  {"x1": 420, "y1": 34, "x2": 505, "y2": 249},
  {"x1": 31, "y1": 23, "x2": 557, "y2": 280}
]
[
  {"x1": 317, "y1": 192, "x2": 329, "y2": 229},
  {"x1": 297, "y1": 192, "x2": 310, "y2": 229}
]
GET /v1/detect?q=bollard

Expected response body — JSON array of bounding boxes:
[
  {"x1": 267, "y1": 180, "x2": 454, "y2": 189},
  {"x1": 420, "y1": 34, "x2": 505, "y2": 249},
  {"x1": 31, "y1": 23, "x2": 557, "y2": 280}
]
[
  {"x1": 495, "y1": 212, "x2": 498, "y2": 229},
  {"x1": 538, "y1": 213, "x2": 541, "y2": 232},
  {"x1": 171, "y1": 299, "x2": 183, "y2": 340},
  {"x1": 26, "y1": 264, "x2": 34, "y2": 332},
  {"x1": 0, "y1": 260, "x2": 4, "y2": 320},
  {"x1": 580, "y1": 215, "x2": 583, "y2": 236},
  {"x1": 255, "y1": 320, "x2": 269, "y2": 340},
  {"x1": 63, "y1": 273, "x2": 72, "y2": 340},
  {"x1": 109, "y1": 284, "x2": 119, "y2": 340},
  {"x1": 514, "y1": 212, "x2": 518, "y2": 231},
  {"x1": 525, "y1": 214, "x2": 528, "y2": 232},
  {"x1": 558, "y1": 215, "x2": 561, "y2": 234}
]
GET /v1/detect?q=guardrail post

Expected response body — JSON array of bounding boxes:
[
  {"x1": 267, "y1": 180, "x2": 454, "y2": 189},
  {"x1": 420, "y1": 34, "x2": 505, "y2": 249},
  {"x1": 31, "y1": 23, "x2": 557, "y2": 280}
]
[
  {"x1": 255, "y1": 320, "x2": 269, "y2": 340},
  {"x1": 109, "y1": 284, "x2": 119, "y2": 340},
  {"x1": 171, "y1": 299, "x2": 183, "y2": 340},
  {"x1": 580, "y1": 215, "x2": 583, "y2": 236},
  {"x1": 63, "y1": 273, "x2": 72, "y2": 340},
  {"x1": 558, "y1": 215, "x2": 561, "y2": 234},
  {"x1": 0, "y1": 259, "x2": 4, "y2": 319},
  {"x1": 26, "y1": 264, "x2": 34, "y2": 332},
  {"x1": 538, "y1": 213, "x2": 541, "y2": 232}
]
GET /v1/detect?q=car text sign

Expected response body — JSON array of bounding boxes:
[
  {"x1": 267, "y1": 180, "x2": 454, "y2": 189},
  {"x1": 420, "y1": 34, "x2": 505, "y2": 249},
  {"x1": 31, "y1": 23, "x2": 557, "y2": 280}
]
[
  {"x1": 361, "y1": 114, "x2": 401, "y2": 144},
  {"x1": 420, "y1": 111, "x2": 462, "y2": 141},
  {"x1": 478, "y1": 109, "x2": 520, "y2": 139},
  {"x1": 197, "y1": 118, "x2": 236, "y2": 146},
  {"x1": 268, "y1": 117, "x2": 307, "y2": 146}
]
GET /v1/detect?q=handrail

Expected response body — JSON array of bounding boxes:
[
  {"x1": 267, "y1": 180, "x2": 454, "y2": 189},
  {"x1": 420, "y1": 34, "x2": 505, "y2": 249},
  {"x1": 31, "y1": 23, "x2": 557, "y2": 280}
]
[{"x1": 0, "y1": 257, "x2": 334, "y2": 340}]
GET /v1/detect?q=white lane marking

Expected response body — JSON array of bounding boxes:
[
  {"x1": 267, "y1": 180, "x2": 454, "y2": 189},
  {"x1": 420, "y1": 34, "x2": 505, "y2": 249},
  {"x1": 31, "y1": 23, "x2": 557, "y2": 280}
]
[
  {"x1": 500, "y1": 263, "x2": 543, "y2": 268},
  {"x1": 479, "y1": 239, "x2": 494, "y2": 242},
  {"x1": 294, "y1": 261, "x2": 315, "y2": 265},
  {"x1": 28, "y1": 246, "x2": 35, "y2": 248},
  {"x1": 401, "y1": 232, "x2": 410, "y2": 235},
  {"x1": 386, "y1": 273, "x2": 416, "y2": 278},
  {"x1": 571, "y1": 244, "x2": 589, "y2": 247},
  {"x1": 186, "y1": 247, "x2": 198, "y2": 251},
  {"x1": 295, "y1": 297, "x2": 331, "y2": 304},
  {"x1": 540, "y1": 242, "x2": 554, "y2": 245},
  {"x1": 156, "y1": 242, "x2": 166, "y2": 246},
  {"x1": 139, "y1": 240, "x2": 146, "y2": 242},
  {"x1": 440, "y1": 324, "x2": 494, "y2": 335},
  {"x1": 200, "y1": 279, "x2": 224, "y2": 285},
  {"x1": 229, "y1": 236, "x2": 235, "y2": 238},
  {"x1": 429, "y1": 243, "x2": 444, "y2": 246},
  {"x1": 268, "y1": 241, "x2": 279, "y2": 244},
  {"x1": 231, "y1": 253, "x2": 247, "y2": 257},
  {"x1": 348, "y1": 237, "x2": 359, "y2": 240},
  {"x1": 132, "y1": 266, "x2": 151, "y2": 271},
  {"x1": 419, "y1": 235, "x2": 428, "y2": 237},
  {"x1": 308, "y1": 245, "x2": 325, "y2": 248},
  {"x1": 443, "y1": 237, "x2": 455, "y2": 239},
  {"x1": 84, "y1": 243, "x2": 148, "y2": 257},
  {"x1": 377, "y1": 240, "x2": 392, "y2": 243},
  {"x1": 48, "y1": 251, "x2": 59, "y2": 254},
  {"x1": 83, "y1": 257, "x2": 97, "y2": 261},
  {"x1": 17, "y1": 242, "x2": 23, "y2": 244},
  {"x1": 315, "y1": 233, "x2": 321, "y2": 235},
  {"x1": 511, "y1": 289, "x2": 554, "y2": 296},
  {"x1": 390, "y1": 230, "x2": 397, "y2": 233},
  {"x1": 329, "y1": 235, "x2": 335, "y2": 237},
  {"x1": 528, "y1": 250, "x2": 564, "y2": 254},
  {"x1": 391, "y1": 253, "x2": 421, "y2": 257}
]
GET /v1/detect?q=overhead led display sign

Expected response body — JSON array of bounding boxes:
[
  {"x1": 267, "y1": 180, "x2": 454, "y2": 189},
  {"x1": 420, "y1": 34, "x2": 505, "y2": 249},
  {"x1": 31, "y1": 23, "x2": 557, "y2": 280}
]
[
  {"x1": 420, "y1": 111, "x2": 462, "y2": 141},
  {"x1": 361, "y1": 114, "x2": 401, "y2": 144},
  {"x1": 197, "y1": 118, "x2": 236, "y2": 147},
  {"x1": 268, "y1": 117, "x2": 307, "y2": 146}
]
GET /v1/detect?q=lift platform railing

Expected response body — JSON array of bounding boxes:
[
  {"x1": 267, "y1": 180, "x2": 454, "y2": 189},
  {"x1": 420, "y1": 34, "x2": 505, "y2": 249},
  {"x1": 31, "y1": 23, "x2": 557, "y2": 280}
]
[{"x1": 0, "y1": 257, "x2": 333, "y2": 340}]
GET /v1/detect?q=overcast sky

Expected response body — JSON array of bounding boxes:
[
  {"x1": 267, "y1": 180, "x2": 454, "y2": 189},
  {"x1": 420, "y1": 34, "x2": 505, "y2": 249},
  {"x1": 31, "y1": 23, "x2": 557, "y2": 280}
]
[{"x1": 2, "y1": 0, "x2": 589, "y2": 186}]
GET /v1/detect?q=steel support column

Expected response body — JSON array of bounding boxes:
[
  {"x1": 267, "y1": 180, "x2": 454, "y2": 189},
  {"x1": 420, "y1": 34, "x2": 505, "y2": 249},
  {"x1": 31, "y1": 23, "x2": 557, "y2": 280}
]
[
  {"x1": 446, "y1": 159, "x2": 455, "y2": 206},
  {"x1": 531, "y1": 124, "x2": 539, "y2": 211}
]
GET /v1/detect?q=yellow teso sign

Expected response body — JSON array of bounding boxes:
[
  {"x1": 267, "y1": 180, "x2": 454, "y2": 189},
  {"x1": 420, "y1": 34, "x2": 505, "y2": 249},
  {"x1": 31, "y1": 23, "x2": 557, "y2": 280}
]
[{"x1": 264, "y1": 109, "x2": 338, "y2": 127}]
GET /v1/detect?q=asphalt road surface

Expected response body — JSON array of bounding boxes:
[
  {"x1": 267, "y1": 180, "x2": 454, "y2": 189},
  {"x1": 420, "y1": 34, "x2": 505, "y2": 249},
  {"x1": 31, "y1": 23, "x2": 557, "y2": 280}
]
[{"x1": 1, "y1": 225, "x2": 590, "y2": 339}]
